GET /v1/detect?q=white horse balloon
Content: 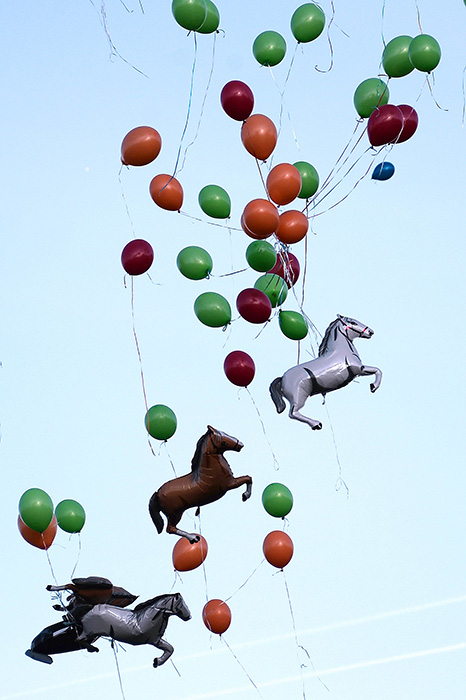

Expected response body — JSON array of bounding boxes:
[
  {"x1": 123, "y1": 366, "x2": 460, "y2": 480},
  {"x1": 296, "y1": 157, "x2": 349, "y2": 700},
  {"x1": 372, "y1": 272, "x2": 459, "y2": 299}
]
[{"x1": 270, "y1": 315, "x2": 382, "y2": 430}]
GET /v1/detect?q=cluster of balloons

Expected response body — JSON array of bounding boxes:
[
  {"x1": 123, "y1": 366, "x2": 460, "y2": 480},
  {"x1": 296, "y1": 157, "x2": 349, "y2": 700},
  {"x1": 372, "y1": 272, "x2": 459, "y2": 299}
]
[
  {"x1": 18, "y1": 488, "x2": 85, "y2": 550},
  {"x1": 252, "y1": 3, "x2": 326, "y2": 67}
]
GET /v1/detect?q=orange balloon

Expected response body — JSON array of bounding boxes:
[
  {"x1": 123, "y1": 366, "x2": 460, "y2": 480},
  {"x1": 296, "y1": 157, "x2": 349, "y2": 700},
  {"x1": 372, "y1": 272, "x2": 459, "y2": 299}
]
[
  {"x1": 275, "y1": 210, "x2": 308, "y2": 245},
  {"x1": 121, "y1": 126, "x2": 162, "y2": 166},
  {"x1": 263, "y1": 530, "x2": 294, "y2": 568},
  {"x1": 149, "y1": 174, "x2": 183, "y2": 211},
  {"x1": 266, "y1": 164, "x2": 302, "y2": 205},
  {"x1": 18, "y1": 514, "x2": 57, "y2": 550},
  {"x1": 172, "y1": 535, "x2": 208, "y2": 571},
  {"x1": 241, "y1": 114, "x2": 277, "y2": 161},
  {"x1": 242, "y1": 199, "x2": 279, "y2": 239},
  {"x1": 202, "y1": 599, "x2": 231, "y2": 635}
]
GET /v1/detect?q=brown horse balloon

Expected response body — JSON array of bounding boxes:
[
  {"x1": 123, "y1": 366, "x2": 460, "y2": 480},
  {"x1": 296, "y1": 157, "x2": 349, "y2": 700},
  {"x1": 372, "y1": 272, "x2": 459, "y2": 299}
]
[{"x1": 149, "y1": 426, "x2": 252, "y2": 542}]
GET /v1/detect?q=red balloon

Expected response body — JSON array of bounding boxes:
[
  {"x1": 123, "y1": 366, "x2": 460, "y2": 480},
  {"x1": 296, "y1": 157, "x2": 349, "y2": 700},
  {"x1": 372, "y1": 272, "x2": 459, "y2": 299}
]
[
  {"x1": 236, "y1": 288, "x2": 272, "y2": 324},
  {"x1": 242, "y1": 199, "x2": 279, "y2": 239},
  {"x1": 275, "y1": 210, "x2": 308, "y2": 245},
  {"x1": 266, "y1": 163, "x2": 302, "y2": 205},
  {"x1": 367, "y1": 104, "x2": 404, "y2": 147},
  {"x1": 268, "y1": 252, "x2": 300, "y2": 287},
  {"x1": 121, "y1": 239, "x2": 154, "y2": 275},
  {"x1": 18, "y1": 514, "x2": 57, "y2": 550},
  {"x1": 263, "y1": 530, "x2": 294, "y2": 569},
  {"x1": 224, "y1": 350, "x2": 255, "y2": 387},
  {"x1": 241, "y1": 114, "x2": 277, "y2": 161},
  {"x1": 121, "y1": 126, "x2": 161, "y2": 166},
  {"x1": 202, "y1": 599, "x2": 231, "y2": 635},
  {"x1": 221, "y1": 81, "x2": 254, "y2": 121},
  {"x1": 396, "y1": 104, "x2": 418, "y2": 143},
  {"x1": 172, "y1": 535, "x2": 208, "y2": 571},
  {"x1": 149, "y1": 174, "x2": 183, "y2": 211}
]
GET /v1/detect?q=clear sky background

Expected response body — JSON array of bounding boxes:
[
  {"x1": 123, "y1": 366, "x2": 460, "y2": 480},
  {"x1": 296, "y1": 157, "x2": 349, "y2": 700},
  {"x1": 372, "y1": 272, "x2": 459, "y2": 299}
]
[{"x1": 2, "y1": 1, "x2": 466, "y2": 699}]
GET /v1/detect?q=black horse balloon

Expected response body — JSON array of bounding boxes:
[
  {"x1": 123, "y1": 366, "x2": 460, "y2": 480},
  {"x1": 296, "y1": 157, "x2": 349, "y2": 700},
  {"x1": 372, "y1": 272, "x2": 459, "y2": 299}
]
[
  {"x1": 270, "y1": 315, "x2": 382, "y2": 430},
  {"x1": 25, "y1": 577, "x2": 191, "y2": 668},
  {"x1": 149, "y1": 426, "x2": 252, "y2": 542}
]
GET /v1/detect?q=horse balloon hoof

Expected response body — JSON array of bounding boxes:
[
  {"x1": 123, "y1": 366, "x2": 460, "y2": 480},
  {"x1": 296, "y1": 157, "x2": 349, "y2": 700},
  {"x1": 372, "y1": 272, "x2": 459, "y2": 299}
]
[
  {"x1": 370, "y1": 383, "x2": 376, "y2": 393},
  {"x1": 25, "y1": 649, "x2": 53, "y2": 664},
  {"x1": 312, "y1": 422, "x2": 323, "y2": 431},
  {"x1": 153, "y1": 658, "x2": 160, "y2": 668}
]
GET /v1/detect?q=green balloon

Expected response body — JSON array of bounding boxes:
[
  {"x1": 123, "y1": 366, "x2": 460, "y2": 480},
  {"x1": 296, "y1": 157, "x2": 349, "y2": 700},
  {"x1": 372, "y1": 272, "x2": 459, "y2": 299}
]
[
  {"x1": 246, "y1": 240, "x2": 277, "y2": 272},
  {"x1": 145, "y1": 404, "x2": 177, "y2": 440},
  {"x1": 279, "y1": 310, "x2": 308, "y2": 340},
  {"x1": 55, "y1": 499, "x2": 86, "y2": 533},
  {"x1": 172, "y1": 0, "x2": 207, "y2": 31},
  {"x1": 194, "y1": 292, "x2": 231, "y2": 327},
  {"x1": 262, "y1": 482, "x2": 293, "y2": 517},
  {"x1": 291, "y1": 3, "x2": 325, "y2": 43},
  {"x1": 196, "y1": 0, "x2": 219, "y2": 33},
  {"x1": 409, "y1": 34, "x2": 441, "y2": 72},
  {"x1": 19, "y1": 488, "x2": 54, "y2": 533},
  {"x1": 353, "y1": 78, "x2": 389, "y2": 118},
  {"x1": 177, "y1": 246, "x2": 213, "y2": 280},
  {"x1": 382, "y1": 36, "x2": 414, "y2": 77},
  {"x1": 293, "y1": 161, "x2": 319, "y2": 199},
  {"x1": 253, "y1": 31, "x2": 286, "y2": 67},
  {"x1": 254, "y1": 274, "x2": 288, "y2": 307},
  {"x1": 198, "y1": 184, "x2": 231, "y2": 218}
]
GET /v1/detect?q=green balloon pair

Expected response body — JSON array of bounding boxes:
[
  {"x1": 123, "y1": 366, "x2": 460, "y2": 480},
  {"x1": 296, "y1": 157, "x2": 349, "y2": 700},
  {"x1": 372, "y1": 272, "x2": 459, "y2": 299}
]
[
  {"x1": 172, "y1": 0, "x2": 219, "y2": 34},
  {"x1": 19, "y1": 488, "x2": 85, "y2": 533},
  {"x1": 382, "y1": 34, "x2": 441, "y2": 77}
]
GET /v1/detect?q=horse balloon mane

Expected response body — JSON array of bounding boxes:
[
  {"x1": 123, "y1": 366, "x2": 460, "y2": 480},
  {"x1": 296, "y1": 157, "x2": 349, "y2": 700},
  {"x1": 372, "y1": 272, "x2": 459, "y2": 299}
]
[
  {"x1": 25, "y1": 577, "x2": 190, "y2": 668},
  {"x1": 149, "y1": 425, "x2": 252, "y2": 542},
  {"x1": 270, "y1": 315, "x2": 382, "y2": 430}
]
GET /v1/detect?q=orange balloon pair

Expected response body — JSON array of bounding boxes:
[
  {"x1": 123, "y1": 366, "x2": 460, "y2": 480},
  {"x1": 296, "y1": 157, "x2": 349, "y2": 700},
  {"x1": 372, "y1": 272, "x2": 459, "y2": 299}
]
[
  {"x1": 150, "y1": 174, "x2": 183, "y2": 211},
  {"x1": 121, "y1": 126, "x2": 162, "y2": 167}
]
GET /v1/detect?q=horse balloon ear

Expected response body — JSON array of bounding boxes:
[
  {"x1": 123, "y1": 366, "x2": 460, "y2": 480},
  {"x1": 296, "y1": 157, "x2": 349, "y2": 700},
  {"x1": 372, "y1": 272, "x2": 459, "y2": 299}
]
[
  {"x1": 337, "y1": 314, "x2": 343, "y2": 319},
  {"x1": 207, "y1": 425, "x2": 214, "y2": 432}
]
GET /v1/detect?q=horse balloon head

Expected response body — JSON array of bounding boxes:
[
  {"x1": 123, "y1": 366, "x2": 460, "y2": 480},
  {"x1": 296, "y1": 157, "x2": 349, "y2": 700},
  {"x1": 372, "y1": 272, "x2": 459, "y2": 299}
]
[
  {"x1": 207, "y1": 426, "x2": 244, "y2": 453},
  {"x1": 173, "y1": 593, "x2": 191, "y2": 621},
  {"x1": 337, "y1": 315, "x2": 374, "y2": 339}
]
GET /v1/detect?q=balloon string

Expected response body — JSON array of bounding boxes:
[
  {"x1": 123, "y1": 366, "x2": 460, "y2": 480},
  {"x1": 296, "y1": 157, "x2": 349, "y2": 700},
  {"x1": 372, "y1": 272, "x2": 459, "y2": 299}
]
[
  {"x1": 118, "y1": 166, "x2": 137, "y2": 238},
  {"x1": 69, "y1": 533, "x2": 83, "y2": 580},
  {"x1": 224, "y1": 559, "x2": 265, "y2": 605},
  {"x1": 245, "y1": 388, "x2": 280, "y2": 471},
  {"x1": 282, "y1": 570, "x2": 330, "y2": 696},
  {"x1": 171, "y1": 32, "x2": 198, "y2": 180},
  {"x1": 323, "y1": 403, "x2": 349, "y2": 497},
  {"x1": 462, "y1": 66, "x2": 466, "y2": 126},
  {"x1": 221, "y1": 637, "x2": 265, "y2": 699},
  {"x1": 315, "y1": 0, "x2": 336, "y2": 73},
  {"x1": 130, "y1": 277, "x2": 149, "y2": 414},
  {"x1": 380, "y1": 0, "x2": 387, "y2": 48},
  {"x1": 88, "y1": 0, "x2": 148, "y2": 77},
  {"x1": 111, "y1": 640, "x2": 128, "y2": 700},
  {"x1": 177, "y1": 32, "x2": 218, "y2": 175},
  {"x1": 426, "y1": 74, "x2": 448, "y2": 112},
  {"x1": 178, "y1": 210, "x2": 242, "y2": 232},
  {"x1": 414, "y1": 0, "x2": 423, "y2": 33}
]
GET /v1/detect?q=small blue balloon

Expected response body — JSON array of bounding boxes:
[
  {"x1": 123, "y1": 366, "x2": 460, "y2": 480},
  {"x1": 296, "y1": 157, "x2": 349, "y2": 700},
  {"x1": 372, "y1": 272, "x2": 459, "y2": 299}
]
[{"x1": 372, "y1": 162, "x2": 395, "y2": 181}]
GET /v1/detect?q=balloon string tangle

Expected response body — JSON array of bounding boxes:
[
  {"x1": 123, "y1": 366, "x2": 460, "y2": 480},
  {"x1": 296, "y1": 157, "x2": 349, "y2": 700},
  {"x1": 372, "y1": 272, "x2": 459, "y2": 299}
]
[{"x1": 221, "y1": 636, "x2": 265, "y2": 699}]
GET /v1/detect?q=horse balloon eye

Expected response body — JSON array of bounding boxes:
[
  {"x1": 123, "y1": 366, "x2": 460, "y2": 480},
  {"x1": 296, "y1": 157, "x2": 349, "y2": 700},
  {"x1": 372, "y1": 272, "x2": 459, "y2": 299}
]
[{"x1": 221, "y1": 441, "x2": 227, "y2": 446}]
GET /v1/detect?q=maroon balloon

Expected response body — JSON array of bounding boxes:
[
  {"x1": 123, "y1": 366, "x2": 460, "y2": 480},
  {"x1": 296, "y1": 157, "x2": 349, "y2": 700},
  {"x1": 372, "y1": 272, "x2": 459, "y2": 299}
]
[
  {"x1": 236, "y1": 288, "x2": 272, "y2": 324},
  {"x1": 396, "y1": 104, "x2": 418, "y2": 144},
  {"x1": 267, "y1": 252, "x2": 300, "y2": 288},
  {"x1": 224, "y1": 351, "x2": 255, "y2": 387},
  {"x1": 121, "y1": 239, "x2": 154, "y2": 275},
  {"x1": 367, "y1": 104, "x2": 404, "y2": 147},
  {"x1": 221, "y1": 81, "x2": 254, "y2": 121}
]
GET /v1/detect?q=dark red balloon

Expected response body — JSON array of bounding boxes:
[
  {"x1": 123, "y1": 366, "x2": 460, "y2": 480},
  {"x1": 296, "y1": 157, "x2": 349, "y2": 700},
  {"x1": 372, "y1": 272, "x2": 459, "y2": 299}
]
[
  {"x1": 367, "y1": 104, "x2": 404, "y2": 147},
  {"x1": 268, "y1": 252, "x2": 300, "y2": 288},
  {"x1": 236, "y1": 288, "x2": 272, "y2": 324},
  {"x1": 396, "y1": 104, "x2": 418, "y2": 144},
  {"x1": 121, "y1": 239, "x2": 154, "y2": 275},
  {"x1": 224, "y1": 351, "x2": 255, "y2": 387},
  {"x1": 221, "y1": 81, "x2": 254, "y2": 121}
]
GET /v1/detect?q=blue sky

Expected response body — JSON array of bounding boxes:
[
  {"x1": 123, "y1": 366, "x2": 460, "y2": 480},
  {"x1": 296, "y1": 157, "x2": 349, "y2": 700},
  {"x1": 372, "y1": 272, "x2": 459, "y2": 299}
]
[{"x1": 2, "y1": 1, "x2": 466, "y2": 699}]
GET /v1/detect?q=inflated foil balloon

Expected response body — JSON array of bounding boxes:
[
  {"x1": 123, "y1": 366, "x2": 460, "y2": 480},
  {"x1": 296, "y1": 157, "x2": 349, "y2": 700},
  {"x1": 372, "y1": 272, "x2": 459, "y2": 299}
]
[
  {"x1": 177, "y1": 246, "x2": 213, "y2": 280},
  {"x1": 26, "y1": 582, "x2": 191, "y2": 667},
  {"x1": 145, "y1": 405, "x2": 177, "y2": 440},
  {"x1": 121, "y1": 239, "x2": 154, "y2": 275},
  {"x1": 121, "y1": 126, "x2": 162, "y2": 166},
  {"x1": 269, "y1": 315, "x2": 382, "y2": 430},
  {"x1": 202, "y1": 599, "x2": 231, "y2": 634},
  {"x1": 253, "y1": 31, "x2": 286, "y2": 66},
  {"x1": 149, "y1": 426, "x2": 251, "y2": 542},
  {"x1": 290, "y1": 3, "x2": 325, "y2": 43},
  {"x1": 221, "y1": 80, "x2": 254, "y2": 121}
]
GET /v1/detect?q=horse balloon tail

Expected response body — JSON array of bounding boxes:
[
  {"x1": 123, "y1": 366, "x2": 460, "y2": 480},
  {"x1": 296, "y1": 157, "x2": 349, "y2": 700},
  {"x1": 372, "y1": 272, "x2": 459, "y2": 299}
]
[
  {"x1": 148, "y1": 493, "x2": 164, "y2": 534},
  {"x1": 269, "y1": 377, "x2": 286, "y2": 414}
]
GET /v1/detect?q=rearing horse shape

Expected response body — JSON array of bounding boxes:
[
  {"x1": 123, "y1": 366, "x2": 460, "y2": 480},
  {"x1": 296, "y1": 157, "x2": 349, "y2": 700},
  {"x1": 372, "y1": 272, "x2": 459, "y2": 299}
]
[
  {"x1": 270, "y1": 315, "x2": 382, "y2": 430},
  {"x1": 149, "y1": 425, "x2": 252, "y2": 542}
]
